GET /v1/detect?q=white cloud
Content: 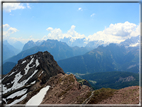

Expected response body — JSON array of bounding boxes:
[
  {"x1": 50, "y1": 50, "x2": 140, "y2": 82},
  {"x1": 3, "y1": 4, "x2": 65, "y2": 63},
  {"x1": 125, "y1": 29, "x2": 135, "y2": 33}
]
[
  {"x1": 45, "y1": 21, "x2": 140, "y2": 45},
  {"x1": 3, "y1": 24, "x2": 10, "y2": 28},
  {"x1": 3, "y1": 22, "x2": 140, "y2": 47},
  {"x1": 3, "y1": 3, "x2": 25, "y2": 12},
  {"x1": 78, "y1": 7, "x2": 82, "y2": 11},
  {"x1": 104, "y1": 21, "x2": 137, "y2": 37},
  {"x1": 46, "y1": 28, "x2": 63, "y2": 40},
  {"x1": 3, "y1": 24, "x2": 18, "y2": 39},
  {"x1": 71, "y1": 25, "x2": 75, "y2": 29},
  {"x1": 91, "y1": 13, "x2": 95, "y2": 17},
  {"x1": 8, "y1": 27, "x2": 18, "y2": 33},
  {"x1": 85, "y1": 31, "x2": 124, "y2": 44},
  {"x1": 85, "y1": 21, "x2": 140, "y2": 44},
  {"x1": 46, "y1": 27, "x2": 53, "y2": 31},
  {"x1": 66, "y1": 25, "x2": 86, "y2": 42},
  {"x1": 130, "y1": 23, "x2": 140, "y2": 38},
  {"x1": 45, "y1": 25, "x2": 86, "y2": 42},
  {"x1": 27, "y1": 3, "x2": 31, "y2": 9}
]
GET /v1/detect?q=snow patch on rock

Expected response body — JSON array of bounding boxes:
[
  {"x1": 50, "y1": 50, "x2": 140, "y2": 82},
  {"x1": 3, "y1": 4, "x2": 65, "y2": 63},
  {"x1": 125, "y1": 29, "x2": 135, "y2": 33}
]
[
  {"x1": 9, "y1": 71, "x2": 15, "y2": 77},
  {"x1": 30, "y1": 55, "x2": 33, "y2": 58},
  {"x1": 3, "y1": 70, "x2": 38, "y2": 94},
  {"x1": 39, "y1": 71, "x2": 44, "y2": 77},
  {"x1": 30, "y1": 81, "x2": 36, "y2": 85},
  {"x1": 36, "y1": 59, "x2": 39, "y2": 67},
  {"x1": 8, "y1": 94, "x2": 27, "y2": 106},
  {"x1": 3, "y1": 72, "x2": 23, "y2": 94},
  {"x1": 7, "y1": 89, "x2": 27, "y2": 99},
  {"x1": 26, "y1": 85, "x2": 50, "y2": 106},
  {"x1": 24, "y1": 58, "x2": 35, "y2": 75},
  {"x1": 22, "y1": 60, "x2": 26, "y2": 64}
]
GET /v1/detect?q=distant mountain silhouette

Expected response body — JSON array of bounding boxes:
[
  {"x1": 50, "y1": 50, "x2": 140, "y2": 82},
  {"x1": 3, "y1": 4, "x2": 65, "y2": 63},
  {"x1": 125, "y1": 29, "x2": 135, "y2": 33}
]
[
  {"x1": 3, "y1": 40, "x2": 20, "y2": 61},
  {"x1": 10, "y1": 41, "x2": 24, "y2": 52}
]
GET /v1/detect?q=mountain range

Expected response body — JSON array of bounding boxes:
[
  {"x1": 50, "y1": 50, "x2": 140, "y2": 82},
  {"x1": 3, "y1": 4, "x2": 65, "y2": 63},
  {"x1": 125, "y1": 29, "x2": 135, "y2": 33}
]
[
  {"x1": 58, "y1": 43, "x2": 139, "y2": 74},
  {"x1": 85, "y1": 35, "x2": 140, "y2": 49},
  {"x1": 3, "y1": 35, "x2": 139, "y2": 62},
  {"x1": 85, "y1": 40, "x2": 106, "y2": 49},
  {"x1": 60, "y1": 37, "x2": 87, "y2": 47},
  {"x1": 3, "y1": 39, "x2": 139, "y2": 76},
  {"x1": 4, "y1": 39, "x2": 92, "y2": 64},
  {"x1": 3, "y1": 40, "x2": 21, "y2": 61},
  {"x1": 60, "y1": 35, "x2": 140, "y2": 48},
  {"x1": 22, "y1": 40, "x2": 43, "y2": 51},
  {"x1": 8, "y1": 40, "x2": 24, "y2": 52}
]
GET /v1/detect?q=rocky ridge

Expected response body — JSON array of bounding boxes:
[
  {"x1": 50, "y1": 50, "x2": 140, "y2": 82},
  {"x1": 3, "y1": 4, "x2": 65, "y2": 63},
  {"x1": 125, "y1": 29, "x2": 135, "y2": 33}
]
[{"x1": 2, "y1": 51, "x2": 92, "y2": 106}]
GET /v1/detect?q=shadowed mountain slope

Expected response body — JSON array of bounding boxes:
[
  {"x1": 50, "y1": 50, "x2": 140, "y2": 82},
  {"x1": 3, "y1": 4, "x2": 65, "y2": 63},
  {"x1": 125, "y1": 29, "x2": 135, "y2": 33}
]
[{"x1": 58, "y1": 43, "x2": 139, "y2": 74}]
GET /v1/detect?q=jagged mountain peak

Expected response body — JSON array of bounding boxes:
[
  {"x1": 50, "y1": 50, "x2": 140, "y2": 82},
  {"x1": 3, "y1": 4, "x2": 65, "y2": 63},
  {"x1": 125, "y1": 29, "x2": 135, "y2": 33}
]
[
  {"x1": 2, "y1": 51, "x2": 64, "y2": 104},
  {"x1": 22, "y1": 40, "x2": 43, "y2": 51}
]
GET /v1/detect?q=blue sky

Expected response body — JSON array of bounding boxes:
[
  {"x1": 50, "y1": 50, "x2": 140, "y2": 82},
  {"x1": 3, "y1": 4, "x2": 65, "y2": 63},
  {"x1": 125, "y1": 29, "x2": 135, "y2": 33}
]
[{"x1": 2, "y1": 2, "x2": 140, "y2": 46}]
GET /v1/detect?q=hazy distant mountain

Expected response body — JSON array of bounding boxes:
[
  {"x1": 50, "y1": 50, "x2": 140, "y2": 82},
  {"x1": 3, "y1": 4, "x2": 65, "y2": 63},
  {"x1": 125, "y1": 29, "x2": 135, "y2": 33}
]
[
  {"x1": 119, "y1": 35, "x2": 140, "y2": 47},
  {"x1": 4, "y1": 39, "x2": 91, "y2": 64},
  {"x1": 85, "y1": 40, "x2": 105, "y2": 49},
  {"x1": 58, "y1": 43, "x2": 139, "y2": 74},
  {"x1": 85, "y1": 35, "x2": 140, "y2": 49},
  {"x1": 3, "y1": 40, "x2": 20, "y2": 61},
  {"x1": 10, "y1": 41, "x2": 24, "y2": 52},
  {"x1": 22, "y1": 40, "x2": 44, "y2": 51},
  {"x1": 3, "y1": 44, "x2": 15, "y2": 61},
  {"x1": 60, "y1": 37, "x2": 86, "y2": 47}
]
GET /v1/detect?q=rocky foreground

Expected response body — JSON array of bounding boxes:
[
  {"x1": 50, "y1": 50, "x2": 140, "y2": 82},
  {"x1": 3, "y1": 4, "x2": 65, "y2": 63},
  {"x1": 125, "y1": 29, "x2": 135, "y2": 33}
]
[{"x1": 1, "y1": 51, "x2": 140, "y2": 106}]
